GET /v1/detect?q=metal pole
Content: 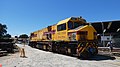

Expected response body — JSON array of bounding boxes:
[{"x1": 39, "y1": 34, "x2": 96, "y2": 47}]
[
  {"x1": 103, "y1": 31, "x2": 105, "y2": 47},
  {"x1": 101, "y1": 22, "x2": 105, "y2": 47}
]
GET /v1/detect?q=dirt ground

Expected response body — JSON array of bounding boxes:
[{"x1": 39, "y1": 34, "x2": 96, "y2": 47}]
[{"x1": 0, "y1": 44, "x2": 120, "y2": 67}]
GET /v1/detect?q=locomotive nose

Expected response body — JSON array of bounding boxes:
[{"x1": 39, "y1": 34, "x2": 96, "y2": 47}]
[{"x1": 77, "y1": 42, "x2": 98, "y2": 59}]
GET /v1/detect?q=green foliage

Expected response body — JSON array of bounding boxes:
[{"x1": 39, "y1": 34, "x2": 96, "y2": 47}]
[
  {"x1": 0, "y1": 23, "x2": 7, "y2": 38},
  {"x1": 15, "y1": 36, "x2": 18, "y2": 38},
  {"x1": 4, "y1": 34, "x2": 11, "y2": 39},
  {"x1": 19, "y1": 34, "x2": 29, "y2": 38}
]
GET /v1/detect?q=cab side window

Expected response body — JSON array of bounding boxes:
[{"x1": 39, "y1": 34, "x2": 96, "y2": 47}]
[
  {"x1": 68, "y1": 22, "x2": 73, "y2": 29},
  {"x1": 57, "y1": 23, "x2": 66, "y2": 31}
]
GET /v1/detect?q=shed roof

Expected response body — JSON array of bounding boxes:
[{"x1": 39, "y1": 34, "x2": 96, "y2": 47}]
[{"x1": 91, "y1": 20, "x2": 120, "y2": 34}]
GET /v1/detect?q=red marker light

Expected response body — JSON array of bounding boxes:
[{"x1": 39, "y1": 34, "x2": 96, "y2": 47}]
[{"x1": 0, "y1": 64, "x2": 2, "y2": 67}]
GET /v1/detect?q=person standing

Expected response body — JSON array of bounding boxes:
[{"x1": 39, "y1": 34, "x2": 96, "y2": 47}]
[{"x1": 107, "y1": 41, "x2": 113, "y2": 52}]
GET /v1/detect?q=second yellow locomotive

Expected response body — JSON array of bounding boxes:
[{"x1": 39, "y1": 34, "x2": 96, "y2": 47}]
[{"x1": 29, "y1": 17, "x2": 98, "y2": 58}]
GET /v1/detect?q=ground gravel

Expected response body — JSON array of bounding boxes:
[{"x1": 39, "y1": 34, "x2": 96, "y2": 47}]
[{"x1": 0, "y1": 44, "x2": 120, "y2": 67}]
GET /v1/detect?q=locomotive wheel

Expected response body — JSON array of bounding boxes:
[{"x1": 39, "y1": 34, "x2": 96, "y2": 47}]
[
  {"x1": 33, "y1": 44, "x2": 36, "y2": 48},
  {"x1": 67, "y1": 48, "x2": 71, "y2": 55},
  {"x1": 93, "y1": 48, "x2": 98, "y2": 55},
  {"x1": 6, "y1": 48, "x2": 14, "y2": 53},
  {"x1": 48, "y1": 45, "x2": 52, "y2": 51},
  {"x1": 36, "y1": 44, "x2": 39, "y2": 49},
  {"x1": 51, "y1": 45, "x2": 57, "y2": 52},
  {"x1": 80, "y1": 50, "x2": 91, "y2": 59},
  {"x1": 77, "y1": 49, "x2": 81, "y2": 58},
  {"x1": 31, "y1": 44, "x2": 34, "y2": 48},
  {"x1": 77, "y1": 52, "x2": 81, "y2": 58},
  {"x1": 66, "y1": 48, "x2": 75, "y2": 56},
  {"x1": 43, "y1": 45, "x2": 47, "y2": 50}
]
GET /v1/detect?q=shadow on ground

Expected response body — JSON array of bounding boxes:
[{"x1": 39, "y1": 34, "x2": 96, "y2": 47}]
[
  {"x1": 80, "y1": 54, "x2": 116, "y2": 61},
  {"x1": 0, "y1": 52, "x2": 8, "y2": 57},
  {"x1": 52, "y1": 52, "x2": 116, "y2": 61},
  {"x1": 0, "y1": 50, "x2": 19, "y2": 57},
  {"x1": 32, "y1": 48, "x2": 117, "y2": 61},
  {"x1": 112, "y1": 53, "x2": 120, "y2": 57}
]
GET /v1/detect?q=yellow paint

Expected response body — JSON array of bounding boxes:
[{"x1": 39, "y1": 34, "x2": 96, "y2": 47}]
[
  {"x1": 30, "y1": 27, "x2": 48, "y2": 41},
  {"x1": 30, "y1": 17, "x2": 97, "y2": 42},
  {"x1": 79, "y1": 25, "x2": 97, "y2": 40},
  {"x1": 51, "y1": 24, "x2": 57, "y2": 40},
  {"x1": 57, "y1": 18, "x2": 71, "y2": 25},
  {"x1": 56, "y1": 30, "x2": 68, "y2": 41}
]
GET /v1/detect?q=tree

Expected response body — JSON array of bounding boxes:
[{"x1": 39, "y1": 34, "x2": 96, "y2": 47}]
[
  {"x1": 19, "y1": 34, "x2": 29, "y2": 38},
  {"x1": 15, "y1": 36, "x2": 18, "y2": 38},
  {"x1": 0, "y1": 23, "x2": 7, "y2": 38},
  {"x1": 19, "y1": 34, "x2": 29, "y2": 44},
  {"x1": 4, "y1": 34, "x2": 11, "y2": 38}
]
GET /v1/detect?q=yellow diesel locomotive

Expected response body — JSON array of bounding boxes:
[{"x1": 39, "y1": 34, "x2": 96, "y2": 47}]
[{"x1": 29, "y1": 17, "x2": 98, "y2": 58}]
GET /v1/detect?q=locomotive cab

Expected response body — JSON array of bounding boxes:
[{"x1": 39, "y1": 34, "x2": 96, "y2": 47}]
[{"x1": 56, "y1": 17, "x2": 88, "y2": 41}]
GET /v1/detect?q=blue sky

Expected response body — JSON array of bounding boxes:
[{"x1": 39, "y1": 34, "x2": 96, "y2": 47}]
[{"x1": 0, "y1": 0, "x2": 120, "y2": 36}]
